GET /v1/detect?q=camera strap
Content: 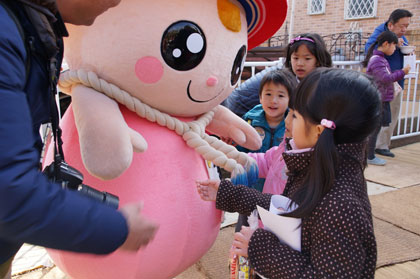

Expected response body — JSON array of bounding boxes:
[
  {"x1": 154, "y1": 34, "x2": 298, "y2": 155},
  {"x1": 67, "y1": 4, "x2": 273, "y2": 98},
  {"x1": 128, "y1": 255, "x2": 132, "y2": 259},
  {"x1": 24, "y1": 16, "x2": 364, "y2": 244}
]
[
  {"x1": 19, "y1": 2, "x2": 69, "y2": 169},
  {"x1": 49, "y1": 58, "x2": 65, "y2": 162}
]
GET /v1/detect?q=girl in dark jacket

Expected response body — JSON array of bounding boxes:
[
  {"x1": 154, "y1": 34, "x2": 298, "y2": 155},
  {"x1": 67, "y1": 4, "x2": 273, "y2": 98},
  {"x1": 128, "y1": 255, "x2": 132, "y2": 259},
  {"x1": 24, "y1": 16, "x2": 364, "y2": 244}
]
[
  {"x1": 363, "y1": 31, "x2": 411, "y2": 166},
  {"x1": 197, "y1": 68, "x2": 380, "y2": 278}
]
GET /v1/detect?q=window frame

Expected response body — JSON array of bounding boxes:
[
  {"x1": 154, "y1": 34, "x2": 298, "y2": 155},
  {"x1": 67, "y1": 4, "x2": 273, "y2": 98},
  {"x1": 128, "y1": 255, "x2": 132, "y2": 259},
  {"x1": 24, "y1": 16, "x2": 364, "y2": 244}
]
[
  {"x1": 307, "y1": 0, "x2": 326, "y2": 15},
  {"x1": 344, "y1": 0, "x2": 378, "y2": 20}
]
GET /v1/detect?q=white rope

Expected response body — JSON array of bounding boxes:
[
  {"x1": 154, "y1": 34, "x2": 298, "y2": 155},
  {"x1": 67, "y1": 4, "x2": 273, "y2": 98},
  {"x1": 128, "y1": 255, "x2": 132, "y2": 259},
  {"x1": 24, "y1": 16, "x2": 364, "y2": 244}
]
[{"x1": 59, "y1": 69, "x2": 256, "y2": 175}]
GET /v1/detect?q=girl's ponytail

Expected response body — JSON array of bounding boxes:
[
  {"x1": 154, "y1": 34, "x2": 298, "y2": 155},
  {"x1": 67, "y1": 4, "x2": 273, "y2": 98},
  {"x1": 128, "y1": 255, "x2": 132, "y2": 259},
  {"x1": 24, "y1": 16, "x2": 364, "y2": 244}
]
[
  {"x1": 286, "y1": 125, "x2": 338, "y2": 218},
  {"x1": 362, "y1": 41, "x2": 378, "y2": 67},
  {"x1": 284, "y1": 68, "x2": 381, "y2": 219}
]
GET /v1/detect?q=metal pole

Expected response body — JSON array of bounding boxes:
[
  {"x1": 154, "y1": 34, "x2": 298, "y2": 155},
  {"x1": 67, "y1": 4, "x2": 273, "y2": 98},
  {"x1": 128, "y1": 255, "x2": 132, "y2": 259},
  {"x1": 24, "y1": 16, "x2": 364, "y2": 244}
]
[{"x1": 288, "y1": 0, "x2": 296, "y2": 42}]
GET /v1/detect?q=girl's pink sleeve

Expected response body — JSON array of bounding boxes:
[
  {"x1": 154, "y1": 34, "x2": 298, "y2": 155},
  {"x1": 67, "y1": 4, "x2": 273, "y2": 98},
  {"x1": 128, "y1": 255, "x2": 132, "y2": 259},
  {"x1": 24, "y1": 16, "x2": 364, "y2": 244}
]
[{"x1": 248, "y1": 144, "x2": 283, "y2": 179}]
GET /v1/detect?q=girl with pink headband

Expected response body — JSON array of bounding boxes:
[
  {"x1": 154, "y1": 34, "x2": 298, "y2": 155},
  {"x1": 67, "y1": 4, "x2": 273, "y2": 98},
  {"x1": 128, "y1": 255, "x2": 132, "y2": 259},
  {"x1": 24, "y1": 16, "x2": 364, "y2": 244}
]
[{"x1": 284, "y1": 33, "x2": 332, "y2": 81}]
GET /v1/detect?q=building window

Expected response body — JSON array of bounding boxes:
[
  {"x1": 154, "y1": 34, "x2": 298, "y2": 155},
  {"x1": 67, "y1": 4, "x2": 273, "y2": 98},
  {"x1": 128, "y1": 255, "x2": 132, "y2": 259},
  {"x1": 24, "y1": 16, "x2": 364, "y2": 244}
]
[
  {"x1": 345, "y1": 0, "x2": 377, "y2": 20},
  {"x1": 307, "y1": 0, "x2": 325, "y2": 15}
]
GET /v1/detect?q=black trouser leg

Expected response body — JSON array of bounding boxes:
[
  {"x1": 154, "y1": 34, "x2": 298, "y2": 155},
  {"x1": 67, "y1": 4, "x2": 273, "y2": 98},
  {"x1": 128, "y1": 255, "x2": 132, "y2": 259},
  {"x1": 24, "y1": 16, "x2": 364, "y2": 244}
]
[
  {"x1": 368, "y1": 123, "x2": 381, "y2": 160},
  {"x1": 235, "y1": 214, "x2": 249, "y2": 232}
]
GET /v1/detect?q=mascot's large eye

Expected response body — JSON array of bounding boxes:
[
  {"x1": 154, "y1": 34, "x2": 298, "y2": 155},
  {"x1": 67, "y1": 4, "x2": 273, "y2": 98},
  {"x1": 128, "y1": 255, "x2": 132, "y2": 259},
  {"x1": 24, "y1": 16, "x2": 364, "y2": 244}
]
[
  {"x1": 161, "y1": 21, "x2": 206, "y2": 71},
  {"x1": 231, "y1": 45, "x2": 246, "y2": 86}
]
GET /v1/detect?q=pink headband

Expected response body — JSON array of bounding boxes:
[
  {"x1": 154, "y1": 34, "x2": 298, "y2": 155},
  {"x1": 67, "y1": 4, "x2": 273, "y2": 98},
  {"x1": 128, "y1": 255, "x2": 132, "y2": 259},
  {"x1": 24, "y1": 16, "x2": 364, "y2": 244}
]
[
  {"x1": 290, "y1": 36, "x2": 315, "y2": 45},
  {"x1": 321, "y1": 119, "x2": 336, "y2": 130}
]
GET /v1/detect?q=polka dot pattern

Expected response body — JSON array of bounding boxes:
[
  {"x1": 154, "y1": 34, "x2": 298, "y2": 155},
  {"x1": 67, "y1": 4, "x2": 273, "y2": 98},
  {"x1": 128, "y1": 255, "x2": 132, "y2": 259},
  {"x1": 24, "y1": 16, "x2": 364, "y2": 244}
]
[
  {"x1": 216, "y1": 142, "x2": 377, "y2": 278},
  {"x1": 216, "y1": 180, "x2": 272, "y2": 214}
]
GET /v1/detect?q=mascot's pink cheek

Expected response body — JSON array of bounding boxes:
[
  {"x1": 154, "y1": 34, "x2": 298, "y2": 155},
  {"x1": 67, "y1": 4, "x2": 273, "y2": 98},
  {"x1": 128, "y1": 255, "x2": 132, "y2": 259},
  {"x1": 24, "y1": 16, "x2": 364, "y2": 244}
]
[{"x1": 135, "y1": 56, "x2": 164, "y2": 84}]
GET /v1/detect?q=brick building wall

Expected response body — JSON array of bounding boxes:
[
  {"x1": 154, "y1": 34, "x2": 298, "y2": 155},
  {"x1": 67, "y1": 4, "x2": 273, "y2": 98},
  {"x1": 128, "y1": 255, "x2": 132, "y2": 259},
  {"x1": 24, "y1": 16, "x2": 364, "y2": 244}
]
[
  {"x1": 271, "y1": 0, "x2": 420, "y2": 54},
  {"x1": 260, "y1": 0, "x2": 420, "y2": 102}
]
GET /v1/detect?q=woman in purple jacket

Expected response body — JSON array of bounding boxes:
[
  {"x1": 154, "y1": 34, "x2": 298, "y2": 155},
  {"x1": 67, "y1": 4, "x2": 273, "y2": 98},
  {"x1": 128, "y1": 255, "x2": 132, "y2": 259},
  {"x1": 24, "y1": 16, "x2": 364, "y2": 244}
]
[{"x1": 363, "y1": 31, "x2": 410, "y2": 166}]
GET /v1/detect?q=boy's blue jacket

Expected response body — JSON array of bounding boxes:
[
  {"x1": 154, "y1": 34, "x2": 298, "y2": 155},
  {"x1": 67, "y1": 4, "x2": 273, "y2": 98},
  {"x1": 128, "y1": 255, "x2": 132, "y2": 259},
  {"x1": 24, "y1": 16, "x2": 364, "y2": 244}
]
[
  {"x1": 0, "y1": 3, "x2": 127, "y2": 263},
  {"x1": 364, "y1": 22, "x2": 408, "y2": 88},
  {"x1": 237, "y1": 104, "x2": 285, "y2": 153}
]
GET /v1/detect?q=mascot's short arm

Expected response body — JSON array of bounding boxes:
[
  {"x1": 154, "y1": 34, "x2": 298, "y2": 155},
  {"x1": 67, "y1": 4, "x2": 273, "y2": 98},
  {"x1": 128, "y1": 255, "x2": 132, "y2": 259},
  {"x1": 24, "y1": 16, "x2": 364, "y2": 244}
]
[
  {"x1": 206, "y1": 105, "x2": 262, "y2": 151},
  {"x1": 71, "y1": 85, "x2": 135, "y2": 180}
]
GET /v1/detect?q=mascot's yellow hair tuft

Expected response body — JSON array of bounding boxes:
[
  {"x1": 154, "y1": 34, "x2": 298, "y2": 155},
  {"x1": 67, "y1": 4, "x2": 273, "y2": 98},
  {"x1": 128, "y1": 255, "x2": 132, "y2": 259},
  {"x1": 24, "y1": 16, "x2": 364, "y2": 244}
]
[{"x1": 217, "y1": 0, "x2": 241, "y2": 32}]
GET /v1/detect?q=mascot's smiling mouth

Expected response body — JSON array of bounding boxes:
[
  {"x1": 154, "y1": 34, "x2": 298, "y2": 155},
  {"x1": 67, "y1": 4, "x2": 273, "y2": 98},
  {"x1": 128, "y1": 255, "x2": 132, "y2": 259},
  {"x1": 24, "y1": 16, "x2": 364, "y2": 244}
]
[{"x1": 187, "y1": 80, "x2": 224, "y2": 103}]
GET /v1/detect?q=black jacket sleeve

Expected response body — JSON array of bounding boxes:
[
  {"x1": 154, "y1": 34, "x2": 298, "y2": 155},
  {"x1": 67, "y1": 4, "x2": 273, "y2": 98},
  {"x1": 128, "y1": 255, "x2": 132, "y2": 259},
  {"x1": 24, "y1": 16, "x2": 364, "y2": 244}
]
[{"x1": 216, "y1": 179, "x2": 272, "y2": 215}]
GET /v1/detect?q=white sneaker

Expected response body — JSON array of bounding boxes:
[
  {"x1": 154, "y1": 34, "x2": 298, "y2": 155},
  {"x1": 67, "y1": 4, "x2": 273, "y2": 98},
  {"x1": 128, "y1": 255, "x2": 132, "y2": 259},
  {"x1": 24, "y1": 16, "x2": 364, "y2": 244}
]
[{"x1": 367, "y1": 157, "x2": 386, "y2": 166}]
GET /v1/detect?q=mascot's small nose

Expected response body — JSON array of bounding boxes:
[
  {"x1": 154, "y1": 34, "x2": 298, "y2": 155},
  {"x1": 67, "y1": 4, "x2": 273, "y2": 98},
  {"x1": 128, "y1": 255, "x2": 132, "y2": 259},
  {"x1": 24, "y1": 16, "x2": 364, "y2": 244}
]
[{"x1": 206, "y1": 76, "x2": 218, "y2": 87}]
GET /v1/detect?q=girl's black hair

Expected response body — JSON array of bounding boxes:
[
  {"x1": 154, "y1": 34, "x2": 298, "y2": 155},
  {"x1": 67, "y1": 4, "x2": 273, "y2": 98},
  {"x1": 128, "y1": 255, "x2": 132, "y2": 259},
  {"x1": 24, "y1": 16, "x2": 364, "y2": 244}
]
[
  {"x1": 362, "y1": 30, "x2": 399, "y2": 67},
  {"x1": 258, "y1": 68, "x2": 298, "y2": 98},
  {"x1": 285, "y1": 68, "x2": 381, "y2": 218},
  {"x1": 284, "y1": 33, "x2": 332, "y2": 73}
]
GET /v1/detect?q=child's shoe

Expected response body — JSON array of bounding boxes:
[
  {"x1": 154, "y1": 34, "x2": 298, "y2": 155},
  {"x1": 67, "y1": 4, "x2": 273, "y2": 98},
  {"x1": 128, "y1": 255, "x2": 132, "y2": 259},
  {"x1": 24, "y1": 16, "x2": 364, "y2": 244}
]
[{"x1": 367, "y1": 156, "x2": 386, "y2": 166}]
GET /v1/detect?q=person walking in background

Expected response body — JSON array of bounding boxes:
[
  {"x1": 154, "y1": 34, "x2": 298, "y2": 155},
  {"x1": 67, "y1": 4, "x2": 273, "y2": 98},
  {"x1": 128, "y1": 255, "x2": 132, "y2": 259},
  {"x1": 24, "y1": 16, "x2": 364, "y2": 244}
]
[
  {"x1": 365, "y1": 9, "x2": 413, "y2": 158},
  {"x1": 363, "y1": 31, "x2": 410, "y2": 166},
  {"x1": 222, "y1": 33, "x2": 332, "y2": 117},
  {"x1": 0, "y1": 1, "x2": 158, "y2": 278},
  {"x1": 197, "y1": 68, "x2": 379, "y2": 278}
]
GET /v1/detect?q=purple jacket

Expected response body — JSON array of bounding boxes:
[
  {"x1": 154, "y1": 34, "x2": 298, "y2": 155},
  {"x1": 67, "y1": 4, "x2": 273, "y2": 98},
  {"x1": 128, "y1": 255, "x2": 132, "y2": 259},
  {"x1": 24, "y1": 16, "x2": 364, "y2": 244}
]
[{"x1": 366, "y1": 50, "x2": 405, "y2": 102}]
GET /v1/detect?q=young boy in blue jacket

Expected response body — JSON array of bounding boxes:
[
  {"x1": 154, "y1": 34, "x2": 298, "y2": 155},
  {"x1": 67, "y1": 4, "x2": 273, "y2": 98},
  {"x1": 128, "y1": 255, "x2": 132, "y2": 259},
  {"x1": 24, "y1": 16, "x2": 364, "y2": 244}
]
[{"x1": 234, "y1": 69, "x2": 296, "y2": 231}]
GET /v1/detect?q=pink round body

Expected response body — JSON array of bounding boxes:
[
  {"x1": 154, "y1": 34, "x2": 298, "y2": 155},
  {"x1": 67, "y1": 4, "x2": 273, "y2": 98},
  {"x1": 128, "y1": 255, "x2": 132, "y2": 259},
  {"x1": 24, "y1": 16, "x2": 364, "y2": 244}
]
[{"x1": 47, "y1": 105, "x2": 221, "y2": 279}]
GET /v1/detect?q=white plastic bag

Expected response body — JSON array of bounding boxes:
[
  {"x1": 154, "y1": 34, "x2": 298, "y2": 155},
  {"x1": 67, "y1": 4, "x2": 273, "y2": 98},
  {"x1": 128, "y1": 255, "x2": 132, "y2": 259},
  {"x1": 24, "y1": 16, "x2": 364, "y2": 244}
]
[{"x1": 404, "y1": 54, "x2": 416, "y2": 79}]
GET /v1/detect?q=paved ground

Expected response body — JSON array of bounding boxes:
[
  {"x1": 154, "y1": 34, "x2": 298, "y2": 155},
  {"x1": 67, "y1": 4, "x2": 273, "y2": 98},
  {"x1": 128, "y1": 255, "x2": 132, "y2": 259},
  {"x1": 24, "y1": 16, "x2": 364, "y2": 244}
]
[{"x1": 11, "y1": 143, "x2": 420, "y2": 278}]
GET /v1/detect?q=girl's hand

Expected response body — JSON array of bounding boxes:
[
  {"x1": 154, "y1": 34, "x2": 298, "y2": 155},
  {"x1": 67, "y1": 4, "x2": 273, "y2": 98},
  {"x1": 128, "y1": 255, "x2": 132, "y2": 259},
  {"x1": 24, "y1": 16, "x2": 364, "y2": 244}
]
[
  {"x1": 196, "y1": 179, "x2": 221, "y2": 201},
  {"x1": 403, "y1": 64, "x2": 411, "y2": 75},
  {"x1": 232, "y1": 226, "x2": 256, "y2": 257}
]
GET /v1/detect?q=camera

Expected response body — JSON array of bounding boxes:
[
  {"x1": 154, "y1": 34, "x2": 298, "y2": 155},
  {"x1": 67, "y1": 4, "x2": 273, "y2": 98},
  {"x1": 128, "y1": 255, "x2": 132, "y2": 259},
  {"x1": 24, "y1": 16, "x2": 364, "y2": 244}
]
[{"x1": 44, "y1": 159, "x2": 119, "y2": 209}]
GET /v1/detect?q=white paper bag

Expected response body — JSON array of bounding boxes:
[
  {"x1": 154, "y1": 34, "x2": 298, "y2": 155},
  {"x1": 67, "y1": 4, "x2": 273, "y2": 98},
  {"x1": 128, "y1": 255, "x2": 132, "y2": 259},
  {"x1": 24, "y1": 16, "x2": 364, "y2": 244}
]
[
  {"x1": 404, "y1": 54, "x2": 417, "y2": 79},
  {"x1": 257, "y1": 195, "x2": 301, "y2": 252}
]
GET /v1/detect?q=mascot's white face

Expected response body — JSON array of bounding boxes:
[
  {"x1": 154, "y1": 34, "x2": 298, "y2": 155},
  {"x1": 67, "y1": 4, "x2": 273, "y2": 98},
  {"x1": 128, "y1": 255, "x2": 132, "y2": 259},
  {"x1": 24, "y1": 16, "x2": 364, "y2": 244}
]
[{"x1": 64, "y1": 0, "x2": 248, "y2": 116}]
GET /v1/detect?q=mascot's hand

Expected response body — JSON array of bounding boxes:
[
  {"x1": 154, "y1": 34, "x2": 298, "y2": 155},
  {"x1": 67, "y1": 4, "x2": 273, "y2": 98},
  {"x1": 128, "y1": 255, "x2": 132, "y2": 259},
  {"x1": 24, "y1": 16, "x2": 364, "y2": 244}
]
[
  {"x1": 206, "y1": 105, "x2": 261, "y2": 150},
  {"x1": 72, "y1": 85, "x2": 143, "y2": 180}
]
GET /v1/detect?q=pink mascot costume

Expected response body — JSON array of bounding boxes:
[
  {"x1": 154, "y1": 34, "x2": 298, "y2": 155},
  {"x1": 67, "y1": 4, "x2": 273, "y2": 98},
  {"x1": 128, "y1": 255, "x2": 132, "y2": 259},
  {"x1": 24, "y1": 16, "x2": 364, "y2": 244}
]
[{"x1": 47, "y1": 0, "x2": 287, "y2": 278}]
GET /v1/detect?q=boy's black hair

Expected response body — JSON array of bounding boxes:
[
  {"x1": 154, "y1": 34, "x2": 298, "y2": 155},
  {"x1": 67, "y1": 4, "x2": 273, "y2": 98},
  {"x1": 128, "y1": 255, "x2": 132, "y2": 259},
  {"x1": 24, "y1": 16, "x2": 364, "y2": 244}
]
[
  {"x1": 362, "y1": 30, "x2": 399, "y2": 67},
  {"x1": 284, "y1": 68, "x2": 381, "y2": 219},
  {"x1": 388, "y1": 9, "x2": 413, "y2": 24},
  {"x1": 258, "y1": 68, "x2": 298, "y2": 99},
  {"x1": 284, "y1": 33, "x2": 332, "y2": 74}
]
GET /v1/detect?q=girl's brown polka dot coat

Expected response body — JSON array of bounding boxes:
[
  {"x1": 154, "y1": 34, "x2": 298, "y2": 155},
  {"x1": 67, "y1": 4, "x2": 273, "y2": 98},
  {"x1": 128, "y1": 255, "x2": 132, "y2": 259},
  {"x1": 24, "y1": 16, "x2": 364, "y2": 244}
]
[{"x1": 216, "y1": 142, "x2": 377, "y2": 278}]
